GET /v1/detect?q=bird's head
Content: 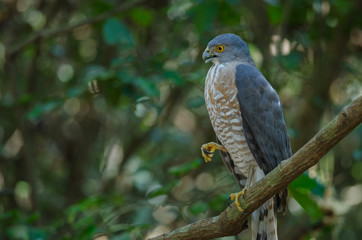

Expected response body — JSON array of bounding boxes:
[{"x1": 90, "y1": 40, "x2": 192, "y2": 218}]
[{"x1": 202, "y1": 33, "x2": 254, "y2": 65}]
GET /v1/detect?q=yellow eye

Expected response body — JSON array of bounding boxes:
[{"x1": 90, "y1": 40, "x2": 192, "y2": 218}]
[{"x1": 216, "y1": 45, "x2": 225, "y2": 52}]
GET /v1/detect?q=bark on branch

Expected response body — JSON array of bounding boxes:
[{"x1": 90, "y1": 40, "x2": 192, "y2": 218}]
[{"x1": 149, "y1": 95, "x2": 362, "y2": 240}]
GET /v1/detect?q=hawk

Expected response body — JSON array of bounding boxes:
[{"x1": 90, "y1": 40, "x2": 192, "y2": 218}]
[{"x1": 201, "y1": 33, "x2": 291, "y2": 240}]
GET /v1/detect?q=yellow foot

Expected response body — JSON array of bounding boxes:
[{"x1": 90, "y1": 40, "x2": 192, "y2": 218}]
[
  {"x1": 201, "y1": 142, "x2": 227, "y2": 163},
  {"x1": 230, "y1": 188, "x2": 247, "y2": 212}
]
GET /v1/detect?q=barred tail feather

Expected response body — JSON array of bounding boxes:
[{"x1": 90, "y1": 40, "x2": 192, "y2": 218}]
[{"x1": 251, "y1": 198, "x2": 278, "y2": 240}]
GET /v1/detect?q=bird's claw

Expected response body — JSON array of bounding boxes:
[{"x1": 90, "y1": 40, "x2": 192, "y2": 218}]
[
  {"x1": 202, "y1": 148, "x2": 212, "y2": 155},
  {"x1": 230, "y1": 188, "x2": 247, "y2": 212},
  {"x1": 227, "y1": 196, "x2": 233, "y2": 208},
  {"x1": 201, "y1": 142, "x2": 227, "y2": 163}
]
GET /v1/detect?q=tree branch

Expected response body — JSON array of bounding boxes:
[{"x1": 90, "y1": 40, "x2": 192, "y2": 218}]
[
  {"x1": 149, "y1": 95, "x2": 362, "y2": 240},
  {"x1": 7, "y1": 0, "x2": 143, "y2": 57}
]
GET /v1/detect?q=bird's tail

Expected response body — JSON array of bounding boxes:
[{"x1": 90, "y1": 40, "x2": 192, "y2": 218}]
[{"x1": 251, "y1": 198, "x2": 278, "y2": 240}]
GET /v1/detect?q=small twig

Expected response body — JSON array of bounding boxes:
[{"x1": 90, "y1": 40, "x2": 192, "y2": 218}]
[
  {"x1": 7, "y1": 0, "x2": 143, "y2": 57},
  {"x1": 149, "y1": 95, "x2": 362, "y2": 240}
]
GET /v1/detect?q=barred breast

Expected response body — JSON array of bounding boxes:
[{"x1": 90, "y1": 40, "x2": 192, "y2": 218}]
[{"x1": 204, "y1": 62, "x2": 258, "y2": 177}]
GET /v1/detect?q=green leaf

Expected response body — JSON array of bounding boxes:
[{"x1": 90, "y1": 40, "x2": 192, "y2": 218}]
[
  {"x1": 187, "y1": 96, "x2": 205, "y2": 109},
  {"x1": 67, "y1": 87, "x2": 84, "y2": 98},
  {"x1": 290, "y1": 174, "x2": 318, "y2": 190},
  {"x1": 84, "y1": 65, "x2": 109, "y2": 82},
  {"x1": 7, "y1": 225, "x2": 28, "y2": 240},
  {"x1": 334, "y1": 0, "x2": 354, "y2": 15},
  {"x1": 29, "y1": 227, "x2": 47, "y2": 240},
  {"x1": 19, "y1": 94, "x2": 33, "y2": 104},
  {"x1": 102, "y1": 18, "x2": 134, "y2": 46},
  {"x1": 163, "y1": 71, "x2": 184, "y2": 86},
  {"x1": 267, "y1": 5, "x2": 283, "y2": 26},
  {"x1": 192, "y1": 1, "x2": 218, "y2": 33},
  {"x1": 352, "y1": 149, "x2": 362, "y2": 161},
  {"x1": 289, "y1": 173, "x2": 325, "y2": 197},
  {"x1": 117, "y1": 70, "x2": 133, "y2": 84},
  {"x1": 130, "y1": 8, "x2": 153, "y2": 27},
  {"x1": 189, "y1": 201, "x2": 208, "y2": 215},
  {"x1": 147, "y1": 180, "x2": 179, "y2": 198},
  {"x1": 26, "y1": 212, "x2": 41, "y2": 224},
  {"x1": 65, "y1": 196, "x2": 106, "y2": 223},
  {"x1": 219, "y1": 1, "x2": 240, "y2": 25},
  {"x1": 351, "y1": 161, "x2": 362, "y2": 181},
  {"x1": 26, "y1": 101, "x2": 61, "y2": 121},
  {"x1": 134, "y1": 77, "x2": 159, "y2": 97},
  {"x1": 289, "y1": 188, "x2": 323, "y2": 220},
  {"x1": 90, "y1": 0, "x2": 113, "y2": 14},
  {"x1": 168, "y1": 158, "x2": 202, "y2": 177},
  {"x1": 281, "y1": 51, "x2": 303, "y2": 70},
  {"x1": 208, "y1": 194, "x2": 229, "y2": 212}
]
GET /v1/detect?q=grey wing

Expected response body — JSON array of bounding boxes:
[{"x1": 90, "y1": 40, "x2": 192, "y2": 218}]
[
  {"x1": 234, "y1": 64, "x2": 291, "y2": 212},
  {"x1": 234, "y1": 64, "x2": 292, "y2": 174},
  {"x1": 217, "y1": 138, "x2": 247, "y2": 189}
]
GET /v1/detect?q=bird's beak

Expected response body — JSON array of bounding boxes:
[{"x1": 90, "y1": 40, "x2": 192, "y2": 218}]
[{"x1": 202, "y1": 47, "x2": 216, "y2": 63}]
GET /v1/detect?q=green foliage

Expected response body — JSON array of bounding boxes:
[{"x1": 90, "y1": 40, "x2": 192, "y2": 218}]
[
  {"x1": 26, "y1": 100, "x2": 62, "y2": 121},
  {"x1": 102, "y1": 19, "x2": 134, "y2": 46},
  {"x1": 192, "y1": 0, "x2": 219, "y2": 33},
  {"x1": 189, "y1": 201, "x2": 208, "y2": 215},
  {"x1": 187, "y1": 96, "x2": 205, "y2": 109},
  {"x1": 289, "y1": 174, "x2": 325, "y2": 220},
  {"x1": 208, "y1": 194, "x2": 230, "y2": 212},
  {"x1": 0, "y1": 211, "x2": 46, "y2": 240},
  {"x1": 290, "y1": 173, "x2": 325, "y2": 197},
  {"x1": 130, "y1": 8, "x2": 154, "y2": 27},
  {"x1": 0, "y1": 0, "x2": 361, "y2": 239},
  {"x1": 168, "y1": 158, "x2": 203, "y2": 177},
  {"x1": 132, "y1": 77, "x2": 160, "y2": 97},
  {"x1": 278, "y1": 51, "x2": 303, "y2": 70},
  {"x1": 52, "y1": 195, "x2": 145, "y2": 239},
  {"x1": 163, "y1": 71, "x2": 184, "y2": 86},
  {"x1": 147, "y1": 180, "x2": 179, "y2": 198},
  {"x1": 267, "y1": 4, "x2": 283, "y2": 26},
  {"x1": 290, "y1": 189, "x2": 323, "y2": 220}
]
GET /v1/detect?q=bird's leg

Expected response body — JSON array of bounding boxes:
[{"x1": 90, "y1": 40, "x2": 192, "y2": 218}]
[
  {"x1": 229, "y1": 167, "x2": 255, "y2": 212},
  {"x1": 201, "y1": 142, "x2": 227, "y2": 162}
]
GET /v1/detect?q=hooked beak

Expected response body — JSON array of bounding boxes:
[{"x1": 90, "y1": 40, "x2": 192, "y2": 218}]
[{"x1": 202, "y1": 47, "x2": 217, "y2": 63}]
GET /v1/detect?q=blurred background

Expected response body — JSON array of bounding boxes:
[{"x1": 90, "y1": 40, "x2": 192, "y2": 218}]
[{"x1": 0, "y1": 0, "x2": 361, "y2": 239}]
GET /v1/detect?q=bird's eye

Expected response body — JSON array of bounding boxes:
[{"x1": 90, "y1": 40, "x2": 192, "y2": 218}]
[{"x1": 216, "y1": 45, "x2": 225, "y2": 52}]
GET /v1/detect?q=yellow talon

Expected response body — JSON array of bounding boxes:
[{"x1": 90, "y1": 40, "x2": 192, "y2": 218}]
[
  {"x1": 230, "y1": 188, "x2": 247, "y2": 212},
  {"x1": 201, "y1": 142, "x2": 227, "y2": 163}
]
